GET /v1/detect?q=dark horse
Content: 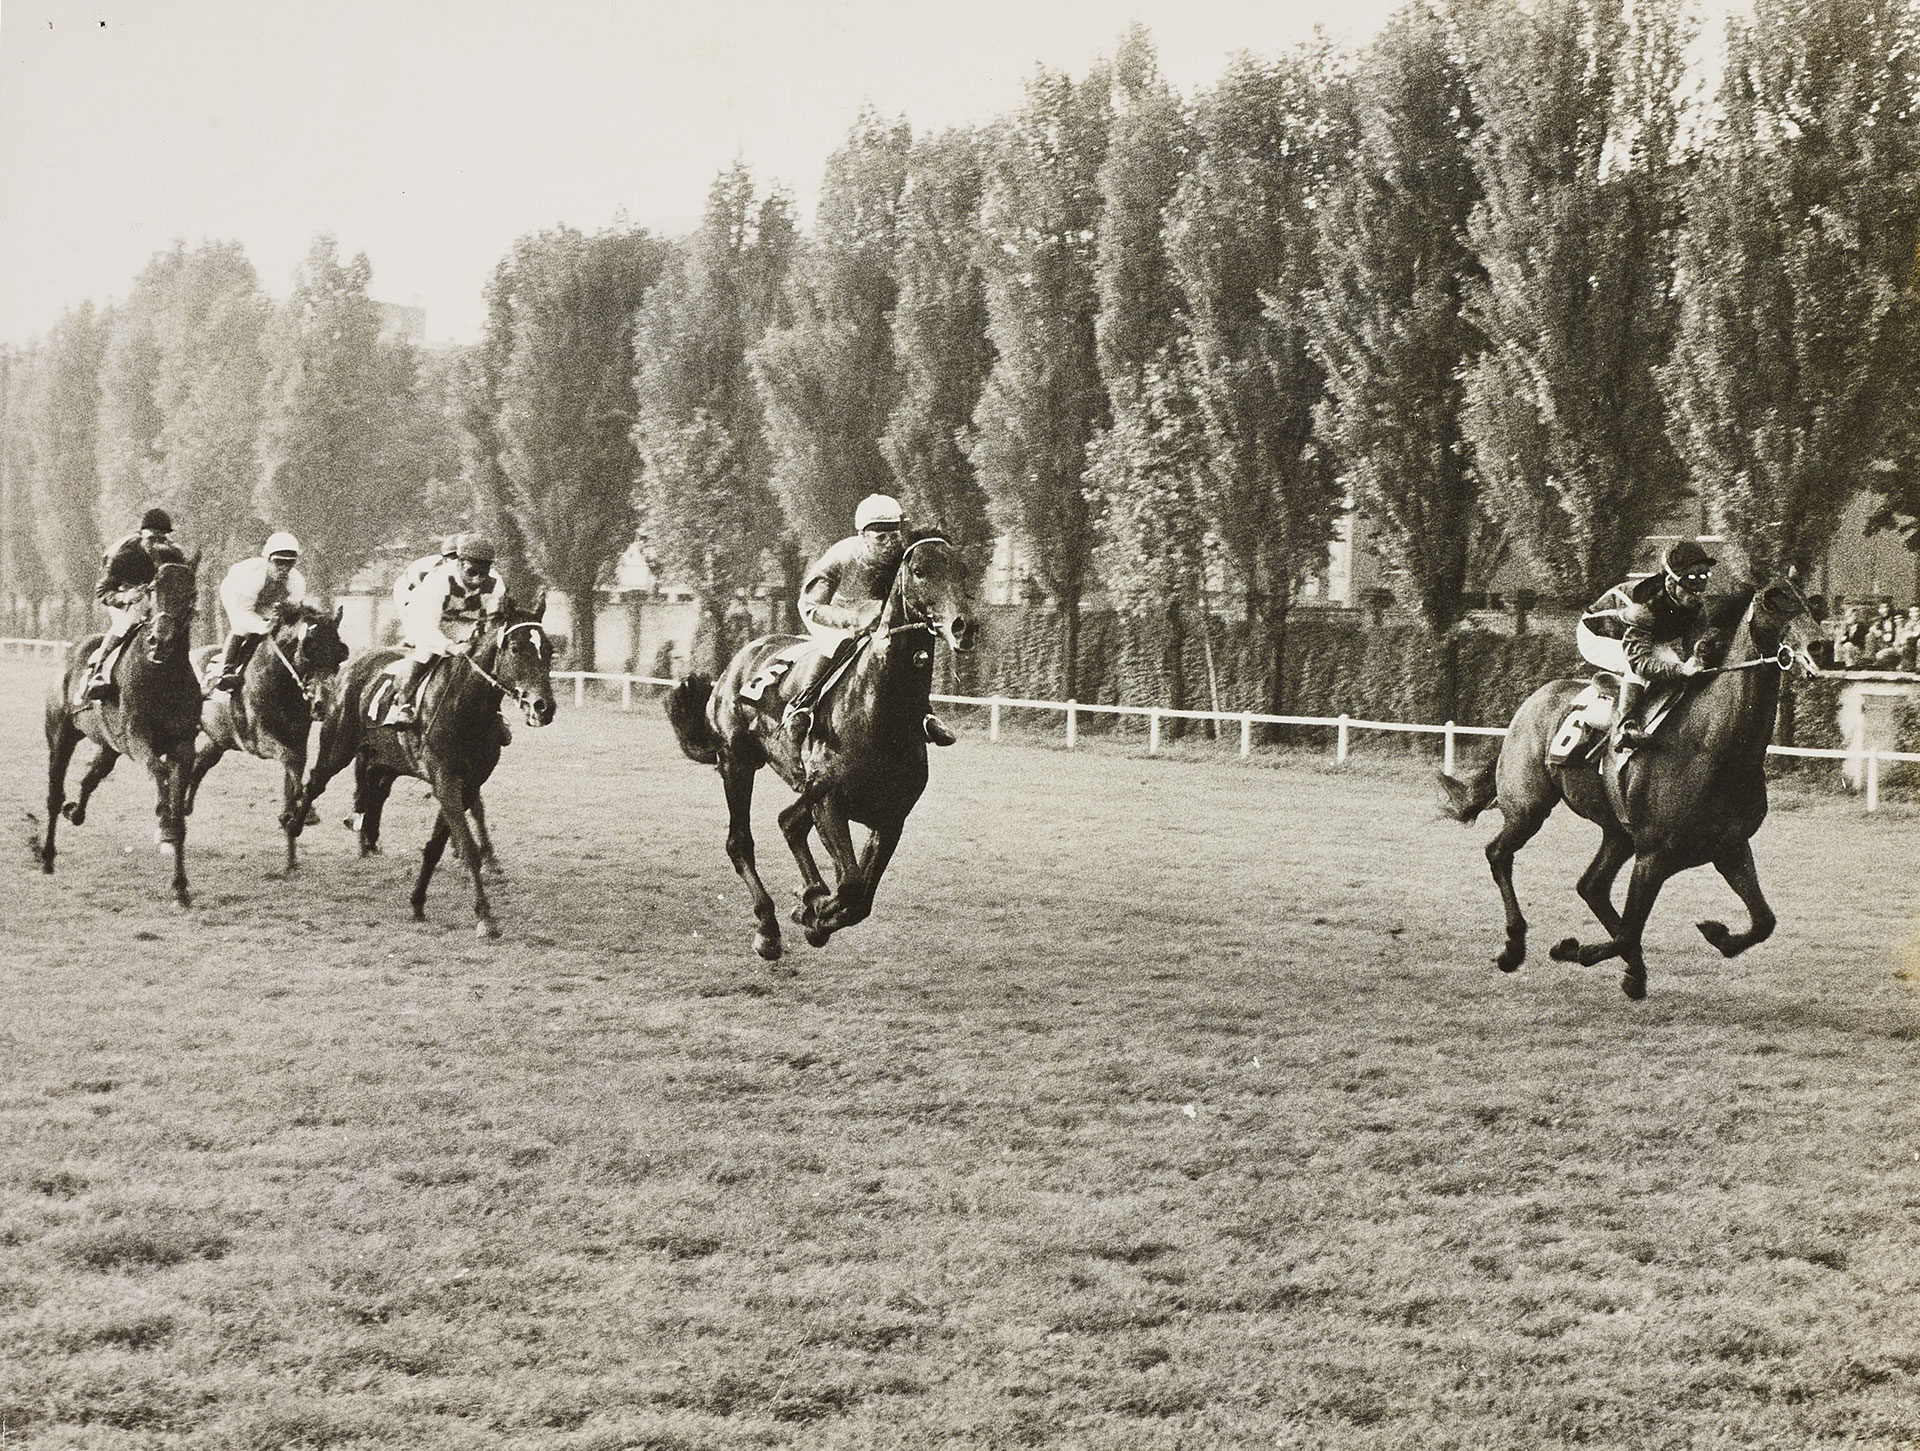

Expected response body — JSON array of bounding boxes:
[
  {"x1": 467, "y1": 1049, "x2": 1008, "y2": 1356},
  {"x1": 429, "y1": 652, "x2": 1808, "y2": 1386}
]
[
  {"x1": 1438, "y1": 577, "x2": 1819, "y2": 999},
  {"x1": 667, "y1": 529, "x2": 978, "y2": 961},
  {"x1": 186, "y1": 600, "x2": 351, "y2": 873},
  {"x1": 42, "y1": 556, "x2": 203, "y2": 907},
  {"x1": 303, "y1": 599, "x2": 556, "y2": 937}
]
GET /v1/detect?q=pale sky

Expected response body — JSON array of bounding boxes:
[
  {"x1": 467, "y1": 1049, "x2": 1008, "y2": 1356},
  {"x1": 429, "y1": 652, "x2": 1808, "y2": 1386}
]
[{"x1": 0, "y1": 0, "x2": 1423, "y2": 348}]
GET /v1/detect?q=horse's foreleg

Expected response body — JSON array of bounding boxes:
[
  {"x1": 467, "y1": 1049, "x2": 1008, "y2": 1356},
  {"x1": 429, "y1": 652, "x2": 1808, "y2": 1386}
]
[
  {"x1": 1484, "y1": 802, "x2": 1549, "y2": 974},
  {"x1": 1698, "y1": 838, "x2": 1775, "y2": 959},
  {"x1": 276, "y1": 745, "x2": 308, "y2": 874},
  {"x1": 186, "y1": 737, "x2": 227, "y2": 817},
  {"x1": 423, "y1": 772, "x2": 495, "y2": 938},
  {"x1": 468, "y1": 792, "x2": 502, "y2": 879},
  {"x1": 164, "y1": 755, "x2": 190, "y2": 908},
  {"x1": 1571, "y1": 850, "x2": 1676, "y2": 999},
  {"x1": 720, "y1": 757, "x2": 783, "y2": 961},
  {"x1": 777, "y1": 793, "x2": 830, "y2": 915},
  {"x1": 818, "y1": 819, "x2": 902, "y2": 937},
  {"x1": 63, "y1": 743, "x2": 120, "y2": 827},
  {"x1": 42, "y1": 718, "x2": 82, "y2": 873},
  {"x1": 802, "y1": 799, "x2": 863, "y2": 948},
  {"x1": 410, "y1": 811, "x2": 454, "y2": 922},
  {"x1": 1572, "y1": 828, "x2": 1634, "y2": 941}
]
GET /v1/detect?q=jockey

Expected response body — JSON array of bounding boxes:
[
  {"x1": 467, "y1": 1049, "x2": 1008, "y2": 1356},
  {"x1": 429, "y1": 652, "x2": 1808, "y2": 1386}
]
[
  {"x1": 782, "y1": 493, "x2": 955, "y2": 747},
  {"x1": 1577, "y1": 538, "x2": 1718, "y2": 748},
  {"x1": 392, "y1": 535, "x2": 459, "y2": 619},
  {"x1": 80, "y1": 507, "x2": 183, "y2": 703},
  {"x1": 389, "y1": 532, "x2": 503, "y2": 726},
  {"x1": 208, "y1": 532, "x2": 308, "y2": 693}
]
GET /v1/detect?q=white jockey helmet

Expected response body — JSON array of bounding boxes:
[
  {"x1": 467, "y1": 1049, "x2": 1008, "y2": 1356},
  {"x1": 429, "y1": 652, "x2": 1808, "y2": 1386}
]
[
  {"x1": 854, "y1": 494, "x2": 905, "y2": 532},
  {"x1": 262, "y1": 531, "x2": 301, "y2": 560}
]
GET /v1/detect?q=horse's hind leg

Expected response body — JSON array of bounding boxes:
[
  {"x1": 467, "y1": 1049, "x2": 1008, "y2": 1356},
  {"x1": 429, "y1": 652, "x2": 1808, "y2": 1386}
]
[
  {"x1": 1697, "y1": 838, "x2": 1775, "y2": 959},
  {"x1": 800, "y1": 798, "x2": 865, "y2": 948},
  {"x1": 186, "y1": 738, "x2": 227, "y2": 817},
  {"x1": 720, "y1": 755, "x2": 783, "y2": 962},
  {"x1": 1561, "y1": 850, "x2": 1676, "y2": 999},
  {"x1": 63, "y1": 743, "x2": 120, "y2": 827},
  {"x1": 1485, "y1": 800, "x2": 1551, "y2": 973},
  {"x1": 41, "y1": 718, "x2": 82, "y2": 873},
  {"x1": 353, "y1": 760, "x2": 397, "y2": 856},
  {"x1": 410, "y1": 811, "x2": 455, "y2": 923}
]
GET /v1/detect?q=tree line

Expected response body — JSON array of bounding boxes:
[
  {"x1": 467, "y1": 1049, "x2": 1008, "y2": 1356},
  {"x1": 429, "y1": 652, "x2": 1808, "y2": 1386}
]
[{"x1": 3, "y1": 0, "x2": 1918, "y2": 715}]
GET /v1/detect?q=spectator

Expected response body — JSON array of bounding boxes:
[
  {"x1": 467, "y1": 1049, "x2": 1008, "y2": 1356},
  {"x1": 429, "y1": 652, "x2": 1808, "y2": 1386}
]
[
  {"x1": 1867, "y1": 599, "x2": 1903, "y2": 669},
  {"x1": 1833, "y1": 606, "x2": 1865, "y2": 668},
  {"x1": 1897, "y1": 605, "x2": 1920, "y2": 673}
]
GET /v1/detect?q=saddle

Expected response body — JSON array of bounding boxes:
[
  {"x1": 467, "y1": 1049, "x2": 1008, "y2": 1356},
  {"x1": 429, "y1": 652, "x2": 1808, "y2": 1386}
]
[
  {"x1": 1545, "y1": 673, "x2": 1684, "y2": 768},
  {"x1": 364, "y1": 657, "x2": 437, "y2": 728},
  {"x1": 739, "y1": 636, "x2": 863, "y2": 713}
]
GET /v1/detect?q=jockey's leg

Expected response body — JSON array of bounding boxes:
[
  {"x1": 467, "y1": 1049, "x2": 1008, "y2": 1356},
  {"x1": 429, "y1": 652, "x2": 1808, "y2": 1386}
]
[
  {"x1": 211, "y1": 632, "x2": 258, "y2": 692},
  {"x1": 390, "y1": 643, "x2": 440, "y2": 726},
  {"x1": 1612, "y1": 675, "x2": 1652, "y2": 748},
  {"x1": 781, "y1": 639, "x2": 843, "y2": 739}
]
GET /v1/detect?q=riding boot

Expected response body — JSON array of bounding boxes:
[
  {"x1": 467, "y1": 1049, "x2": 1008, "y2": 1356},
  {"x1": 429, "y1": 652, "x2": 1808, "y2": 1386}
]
[
  {"x1": 389, "y1": 660, "x2": 426, "y2": 726},
  {"x1": 211, "y1": 633, "x2": 250, "y2": 693},
  {"x1": 81, "y1": 636, "x2": 120, "y2": 703},
  {"x1": 923, "y1": 712, "x2": 957, "y2": 747},
  {"x1": 1612, "y1": 678, "x2": 1652, "y2": 749}
]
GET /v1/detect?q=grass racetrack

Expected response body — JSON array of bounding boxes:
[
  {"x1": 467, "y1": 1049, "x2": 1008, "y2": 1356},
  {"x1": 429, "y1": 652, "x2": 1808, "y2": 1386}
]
[{"x1": 3, "y1": 657, "x2": 1919, "y2": 1449}]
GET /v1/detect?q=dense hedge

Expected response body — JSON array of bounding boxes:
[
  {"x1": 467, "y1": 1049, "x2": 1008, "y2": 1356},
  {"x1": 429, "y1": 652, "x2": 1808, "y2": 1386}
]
[{"x1": 956, "y1": 605, "x2": 1582, "y2": 737}]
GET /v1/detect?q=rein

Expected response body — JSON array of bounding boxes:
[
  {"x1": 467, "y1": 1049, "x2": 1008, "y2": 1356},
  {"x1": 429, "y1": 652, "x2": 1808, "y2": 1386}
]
[
  {"x1": 456, "y1": 620, "x2": 545, "y2": 709},
  {"x1": 873, "y1": 537, "x2": 948, "y2": 641},
  {"x1": 266, "y1": 623, "x2": 328, "y2": 707}
]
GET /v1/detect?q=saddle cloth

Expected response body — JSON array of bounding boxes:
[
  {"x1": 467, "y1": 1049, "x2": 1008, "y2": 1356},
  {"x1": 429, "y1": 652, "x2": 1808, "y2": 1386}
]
[
  {"x1": 1544, "y1": 675, "x2": 1683, "y2": 768},
  {"x1": 738, "y1": 646, "x2": 802, "y2": 704},
  {"x1": 364, "y1": 657, "x2": 426, "y2": 727}
]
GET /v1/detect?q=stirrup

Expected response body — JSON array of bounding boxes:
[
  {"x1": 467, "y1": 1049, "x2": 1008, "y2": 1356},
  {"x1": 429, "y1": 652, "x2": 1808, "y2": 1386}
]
[
  {"x1": 389, "y1": 700, "x2": 419, "y2": 727},
  {"x1": 924, "y1": 712, "x2": 956, "y2": 747},
  {"x1": 784, "y1": 703, "x2": 814, "y2": 740},
  {"x1": 82, "y1": 678, "x2": 115, "y2": 704}
]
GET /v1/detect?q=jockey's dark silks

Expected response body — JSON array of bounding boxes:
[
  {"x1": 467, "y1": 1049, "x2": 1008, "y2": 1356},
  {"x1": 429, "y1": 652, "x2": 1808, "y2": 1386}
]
[{"x1": 1580, "y1": 571, "x2": 1711, "y2": 685}]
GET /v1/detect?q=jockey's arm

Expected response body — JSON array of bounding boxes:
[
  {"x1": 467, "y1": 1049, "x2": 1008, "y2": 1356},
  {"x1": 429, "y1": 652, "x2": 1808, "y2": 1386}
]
[
  {"x1": 798, "y1": 572, "x2": 871, "y2": 634},
  {"x1": 1621, "y1": 606, "x2": 1685, "y2": 681}
]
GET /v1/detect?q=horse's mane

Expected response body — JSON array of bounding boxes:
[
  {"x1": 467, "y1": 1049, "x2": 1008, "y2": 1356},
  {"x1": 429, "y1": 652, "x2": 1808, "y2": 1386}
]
[
  {"x1": 1702, "y1": 585, "x2": 1758, "y2": 635},
  {"x1": 151, "y1": 544, "x2": 190, "y2": 569},
  {"x1": 883, "y1": 527, "x2": 955, "y2": 591},
  {"x1": 270, "y1": 598, "x2": 334, "y2": 629}
]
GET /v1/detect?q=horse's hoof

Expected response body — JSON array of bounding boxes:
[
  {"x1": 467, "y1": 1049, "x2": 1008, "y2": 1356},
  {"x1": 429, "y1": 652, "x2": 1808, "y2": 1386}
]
[
  {"x1": 1697, "y1": 920, "x2": 1737, "y2": 957},
  {"x1": 172, "y1": 892, "x2": 191, "y2": 910},
  {"x1": 411, "y1": 902, "x2": 426, "y2": 920},
  {"x1": 1621, "y1": 973, "x2": 1647, "y2": 1001},
  {"x1": 304, "y1": 806, "x2": 321, "y2": 826},
  {"x1": 60, "y1": 803, "x2": 82, "y2": 825},
  {"x1": 1494, "y1": 944, "x2": 1524, "y2": 974},
  {"x1": 476, "y1": 919, "x2": 500, "y2": 940},
  {"x1": 805, "y1": 925, "x2": 831, "y2": 949},
  {"x1": 790, "y1": 904, "x2": 815, "y2": 928},
  {"x1": 1548, "y1": 937, "x2": 1581, "y2": 963},
  {"x1": 754, "y1": 931, "x2": 783, "y2": 961}
]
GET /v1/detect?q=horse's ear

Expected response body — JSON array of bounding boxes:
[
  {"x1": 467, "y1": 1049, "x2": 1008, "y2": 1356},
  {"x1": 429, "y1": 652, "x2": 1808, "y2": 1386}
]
[
  {"x1": 531, "y1": 587, "x2": 548, "y2": 619},
  {"x1": 333, "y1": 603, "x2": 345, "y2": 626},
  {"x1": 187, "y1": 549, "x2": 202, "y2": 573}
]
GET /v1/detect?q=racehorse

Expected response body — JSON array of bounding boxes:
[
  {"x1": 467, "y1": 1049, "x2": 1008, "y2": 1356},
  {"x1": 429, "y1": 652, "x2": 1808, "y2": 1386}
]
[
  {"x1": 1438, "y1": 576, "x2": 1819, "y2": 999},
  {"x1": 667, "y1": 528, "x2": 977, "y2": 962},
  {"x1": 41, "y1": 555, "x2": 203, "y2": 907},
  {"x1": 303, "y1": 598, "x2": 556, "y2": 937},
  {"x1": 186, "y1": 600, "x2": 351, "y2": 874}
]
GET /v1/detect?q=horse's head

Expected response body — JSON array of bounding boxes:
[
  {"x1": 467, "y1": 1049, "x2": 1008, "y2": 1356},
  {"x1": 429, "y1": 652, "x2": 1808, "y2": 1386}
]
[
  {"x1": 1746, "y1": 570, "x2": 1822, "y2": 677},
  {"x1": 489, "y1": 591, "x2": 557, "y2": 727},
  {"x1": 894, "y1": 531, "x2": 978, "y2": 653},
  {"x1": 147, "y1": 557, "x2": 198, "y2": 664},
  {"x1": 278, "y1": 600, "x2": 351, "y2": 684}
]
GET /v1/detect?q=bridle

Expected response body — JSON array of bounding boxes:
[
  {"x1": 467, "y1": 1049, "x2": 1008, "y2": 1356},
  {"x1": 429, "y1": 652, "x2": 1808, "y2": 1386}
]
[
  {"x1": 264, "y1": 615, "x2": 331, "y2": 707},
  {"x1": 873, "y1": 536, "x2": 949, "y2": 641},
  {"x1": 1704, "y1": 582, "x2": 1819, "y2": 678},
  {"x1": 146, "y1": 564, "x2": 195, "y2": 662},
  {"x1": 456, "y1": 618, "x2": 550, "y2": 717}
]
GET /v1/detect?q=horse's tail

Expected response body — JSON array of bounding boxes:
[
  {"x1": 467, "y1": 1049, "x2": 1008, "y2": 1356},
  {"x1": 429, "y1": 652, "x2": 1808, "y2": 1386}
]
[
  {"x1": 666, "y1": 674, "x2": 721, "y2": 764},
  {"x1": 1436, "y1": 759, "x2": 1498, "y2": 823}
]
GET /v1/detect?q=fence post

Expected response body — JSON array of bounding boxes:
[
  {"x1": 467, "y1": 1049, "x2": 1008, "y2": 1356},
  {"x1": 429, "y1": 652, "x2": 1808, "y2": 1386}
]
[
  {"x1": 1867, "y1": 749, "x2": 1879, "y2": 813},
  {"x1": 622, "y1": 677, "x2": 633, "y2": 711},
  {"x1": 1336, "y1": 713, "x2": 1350, "y2": 764},
  {"x1": 1444, "y1": 720, "x2": 1456, "y2": 777},
  {"x1": 1149, "y1": 710, "x2": 1161, "y2": 755},
  {"x1": 990, "y1": 697, "x2": 1001, "y2": 744},
  {"x1": 1066, "y1": 700, "x2": 1078, "y2": 750},
  {"x1": 574, "y1": 674, "x2": 585, "y2": 709},
  {"x1": 1240, "y1": 712, "x2": 1252, "y2": 759}
]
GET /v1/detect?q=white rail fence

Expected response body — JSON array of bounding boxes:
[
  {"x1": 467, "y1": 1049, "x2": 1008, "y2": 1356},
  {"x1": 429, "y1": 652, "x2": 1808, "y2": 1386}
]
[{"x1": 7, "y1": 641, "x2": 1914, "y2": 812}]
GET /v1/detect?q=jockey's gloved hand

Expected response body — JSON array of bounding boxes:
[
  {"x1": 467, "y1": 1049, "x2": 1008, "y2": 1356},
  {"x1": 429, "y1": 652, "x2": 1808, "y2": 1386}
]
[{"x1": 1679, "y1": 658, "x2": 1704, "y2": 677}]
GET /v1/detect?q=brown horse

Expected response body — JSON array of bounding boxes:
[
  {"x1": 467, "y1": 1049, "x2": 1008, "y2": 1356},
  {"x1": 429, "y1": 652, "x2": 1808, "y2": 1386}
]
[
  {"x1": 667, "y1": 528, "x2": 978, "y2": 961},
  {"x1": 41, "y1": 556, "x2": 203, "y2": 907},
  {"x1": 1439, "y1": 577, "x2": 1819, "y2": 999},
  {"x1": 303, "y1": 599, "x2": 556, "y2": 937},
  {"x1": 186, "y1": 600, "x2": 351, "y2": 873}
]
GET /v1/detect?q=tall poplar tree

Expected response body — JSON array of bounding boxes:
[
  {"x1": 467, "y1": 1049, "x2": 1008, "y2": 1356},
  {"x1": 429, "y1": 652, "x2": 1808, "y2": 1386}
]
[
  {"x1": 1459, "y1": 0, "x2": 1690, "y2": 597},
  {"x1": 1660, "y1": 0, "x2": 1920, "y2": 575},
  {"x1": 1167, "y1": 46, "x2": 1352, "y2": 719},
  {"x1": 882, "y1": 126, "x2": 995, "y2": 568},
  {"x1": 633, "y1": 165, "x2": 798, "y2": 667},
  {"x1": 27, "y1": 304, "x2": 108, "y2": 603},
  {"x1": 752, "y1": 108, "x2": 911, "y2": 553},
  {"x1": 972, "y1": 64, "x2": 1113, "y2": 697},
  {"x1": 495, "y1": 224, "x2": 669, "y2": 667},
  {"x1": 1304, "y1": 6, "x2": 1487, "y2": 717}
]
